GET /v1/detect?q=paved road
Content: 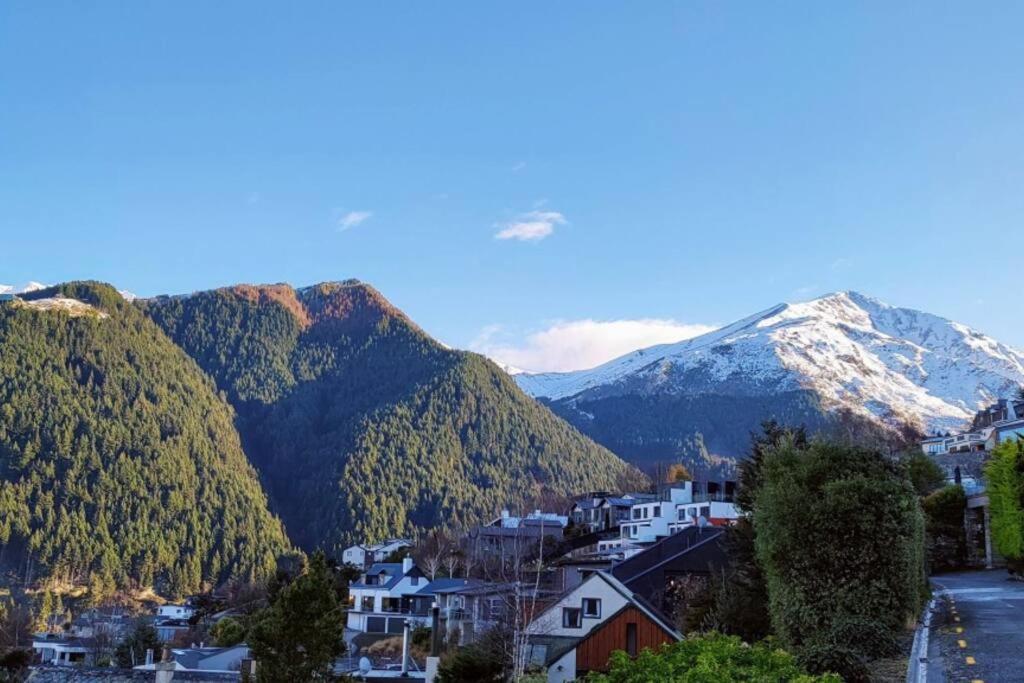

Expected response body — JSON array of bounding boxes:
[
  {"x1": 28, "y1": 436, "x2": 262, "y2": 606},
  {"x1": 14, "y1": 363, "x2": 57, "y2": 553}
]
[{"x1": 928, "y1": 570, "x2": 1024, "y2": 683}]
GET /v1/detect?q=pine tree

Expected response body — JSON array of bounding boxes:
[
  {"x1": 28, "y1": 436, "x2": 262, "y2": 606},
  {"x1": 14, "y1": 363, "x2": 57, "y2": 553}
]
[{"x1": 248, "y1": 552, "x2": 346, "y2": 682}]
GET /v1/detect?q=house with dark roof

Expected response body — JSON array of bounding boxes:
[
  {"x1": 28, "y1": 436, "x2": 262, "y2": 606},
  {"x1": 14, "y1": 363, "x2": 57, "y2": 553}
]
[
  {"x1": 524, "y1": 571, "x2": 681, "y2": 683},
  {"x1": 347, "y1": 557, "x2": 430, "y2": 633}
]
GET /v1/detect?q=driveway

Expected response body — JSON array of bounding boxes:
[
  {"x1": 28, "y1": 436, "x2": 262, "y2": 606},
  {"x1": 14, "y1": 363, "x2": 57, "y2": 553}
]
[{"x1": 928, "y1": 570, "x2": 1024, "y2": 683}]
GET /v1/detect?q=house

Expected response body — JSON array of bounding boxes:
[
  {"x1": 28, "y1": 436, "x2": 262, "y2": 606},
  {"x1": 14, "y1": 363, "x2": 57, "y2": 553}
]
[
  {"x1": 524, "y1": 571, "x2": 682, "y2": 682},
  {"x1": 920, "y1": 397, "x2": 1024, "y2": 456},
  {"x1": 133, "y1": 645, "x2": 250, "y2": 674},
  {"x1": 346, "y1": 557, "x2": 432, "y2": 633},
  {"x1": 612, "y1": 525, "x2": 728, "y2": 613},
  {"x1": 156, "y1": 604, "x2": 195, "y2": 621},
  {"x1": 342, "y1": 539, "x2": 413, "y2": 569},
  {"x1": 31, "y1": 634, "x2": 94, "y2": 667},
  {"x1": 468, "y1": 510, "x2": 568, "y2": 559}
]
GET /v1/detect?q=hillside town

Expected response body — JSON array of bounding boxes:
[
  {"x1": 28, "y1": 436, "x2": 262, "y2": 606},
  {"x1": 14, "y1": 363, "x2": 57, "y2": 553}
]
[{"x1": 8, "y1": 393, "x2": 1023, "y2": 681}]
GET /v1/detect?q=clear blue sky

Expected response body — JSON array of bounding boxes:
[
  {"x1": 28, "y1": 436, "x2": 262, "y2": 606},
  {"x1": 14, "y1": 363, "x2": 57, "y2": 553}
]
[{"x1": 2, "y1": 2, "x2": 1022, "y2": 365}]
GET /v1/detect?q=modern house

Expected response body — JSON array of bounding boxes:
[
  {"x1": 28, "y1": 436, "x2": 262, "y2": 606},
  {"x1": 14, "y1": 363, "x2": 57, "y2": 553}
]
[
  {"x1": 920, "y1": 398, "x2": 1024, "y2": 456},
  {"x1": 156, "y1": 604, "x2": 195, "y2": 621},
  {"x1": 31, "y1": 634, "x2": 94, "y2": 667},
  {"x1": 346, "y1": 557, "x2": 472, "y2": 634},
  {"x1": 467, "y1": 510, "x2": 568, "y2": 560},
  {"x1": 524, "y1": 571, "x2": 682, "y2": 683},
  {"x1": 342, "y1": 539, "x2": 413, "y2": 569},
  {"x1": 618, "y1": 484, "x2": 738, "y2": 545}
]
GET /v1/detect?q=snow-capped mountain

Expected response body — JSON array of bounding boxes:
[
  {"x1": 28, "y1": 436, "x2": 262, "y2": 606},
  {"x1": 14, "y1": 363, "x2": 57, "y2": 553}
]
[
  {"x1": 516, "y1": 292, "x2": 1024, "y2": 436},
  {"x1": 0, "y1": 281, "x2": 47, "y2": 295}
]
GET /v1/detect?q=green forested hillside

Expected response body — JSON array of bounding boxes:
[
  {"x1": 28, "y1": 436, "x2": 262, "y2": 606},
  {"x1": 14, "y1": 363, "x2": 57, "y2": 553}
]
[
  {"x1": 0, "y1": 283, "x2": 290, "y2": 596},
  {"x1": 143, "y1": 281, "x2": 642, "y2": 552}
]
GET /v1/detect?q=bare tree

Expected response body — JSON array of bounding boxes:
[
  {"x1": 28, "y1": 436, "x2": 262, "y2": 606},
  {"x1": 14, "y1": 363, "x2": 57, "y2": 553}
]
[
  {"x1": 413, "y1": 529, "x2": 453, "y2": 581},
  {"x1": 478, "y1": 512, "x2": 557, "y2": 682}
]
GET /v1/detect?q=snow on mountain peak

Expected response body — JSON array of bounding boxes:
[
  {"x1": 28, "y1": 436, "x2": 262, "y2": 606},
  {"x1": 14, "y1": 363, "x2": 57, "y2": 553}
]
[{"x1": 515, "y1": 292, "x2": 1024, "y2": 434}]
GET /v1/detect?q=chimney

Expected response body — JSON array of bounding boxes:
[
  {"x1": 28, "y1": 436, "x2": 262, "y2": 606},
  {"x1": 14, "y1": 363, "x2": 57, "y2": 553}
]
[{"x1": 402, "y1": 556, "x2": 414, "y2": 574}]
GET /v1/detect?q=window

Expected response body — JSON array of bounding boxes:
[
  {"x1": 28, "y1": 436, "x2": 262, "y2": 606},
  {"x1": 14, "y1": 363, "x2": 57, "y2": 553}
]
[
  {"x1": 626, "y1": 623, "x2": 637, "y2": 657},
  {"x1": 562, "y1": 607, "x2": 582, "y2": 629},
  {"x1": 361, "y1": 596, "x2": 375, "y2": 612},
  {"x1": 632, "y1": 508, "x2": 642, "y2": 520},
  {"x1": 582, "y1": 598, "x2": 601, "y2": 618},
  {"x1": 700, "y1": 506, "x2": 710, "y2": 518},
  {"x1": 652, "y1": 505, "x2": 661, "y2": 518},
  {"x1": 411, "y1": 576, "x2": 419, "y2": 586}
]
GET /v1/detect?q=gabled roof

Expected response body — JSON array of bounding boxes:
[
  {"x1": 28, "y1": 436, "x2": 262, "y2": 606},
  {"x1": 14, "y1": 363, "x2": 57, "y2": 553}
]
[
  {"x1": 612, "y1": 525, "x2": 726, "y2": 587},
  {"x1": 350, "y1": 563, "x2": 420, "y2": 590},
  {"x1": 529, "y1": 570, "x2": 682, "y2": 643}
]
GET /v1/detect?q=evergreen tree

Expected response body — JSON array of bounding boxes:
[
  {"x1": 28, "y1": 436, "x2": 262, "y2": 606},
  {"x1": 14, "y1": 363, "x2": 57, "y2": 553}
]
[
  {"x1": 248, "y1": 552, "x2": 345, "y2": 682},
  {"x1": 115, "y1": 621, "x2": 161, "y2": 668}
]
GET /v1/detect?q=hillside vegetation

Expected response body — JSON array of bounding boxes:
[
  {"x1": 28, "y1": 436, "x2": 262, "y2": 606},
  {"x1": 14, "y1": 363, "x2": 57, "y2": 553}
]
[
  {"x1": 143, "y1": 281, "x2": 642, "y2": 552},
  {"x1": 0, "y1": 283, "x2": 290, "y2": 596}
]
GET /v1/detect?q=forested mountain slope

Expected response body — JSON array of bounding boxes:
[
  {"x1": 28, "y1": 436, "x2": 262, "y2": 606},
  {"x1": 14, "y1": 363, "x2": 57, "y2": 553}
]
[
  {"x1": 143, "y1": 281, "x2": 642, "y2": 552},
  {"x1": 0, "y1": 283, "x2": 290, "y2": 596}
]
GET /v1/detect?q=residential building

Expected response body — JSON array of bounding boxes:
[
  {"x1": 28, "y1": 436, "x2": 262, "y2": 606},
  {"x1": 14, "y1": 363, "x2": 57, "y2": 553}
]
[
  {"x1": 342, "y1": 539, "x2": 413, "y2": 569},
  {"x1": 346, "y1": 557, "x2": 433, "y2": 633},
  {"x1": 524, "y1": 571, "x2": 682, "y2": 683},
  {"x1": 156, "y1": 604, "x2": 195, "y2": 621},
  {"x1": 31, "y1": 634, "x2": 94, "y2": 667},
  {"x1": 920, "y1": 397, "x2": 1024, "y2": 456},
  {"x1": 467, "y1": 510, "x2": 568, "y2": 559},
  {"x1": 133, "y1": 645, "x2": 250, "y2": 674}
]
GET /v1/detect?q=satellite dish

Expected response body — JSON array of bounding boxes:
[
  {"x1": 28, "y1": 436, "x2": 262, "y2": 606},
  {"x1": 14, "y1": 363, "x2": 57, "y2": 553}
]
[{"x1": 358, "y1": 657, "x2": 372, "y2": 675}]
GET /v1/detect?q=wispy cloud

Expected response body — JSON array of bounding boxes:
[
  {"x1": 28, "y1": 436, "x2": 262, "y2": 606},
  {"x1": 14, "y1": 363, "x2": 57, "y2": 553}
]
[
  {"x1": 511, "y1": 161, "x2": 527, "y2": 172},
  {"x1": 338, "y1": 210, "x2": 373, "y2": 231},
  {"x1": 494, "y1": 210, "x2": 566, "y2": 242},
  {"x1": 471, "y1": 318, "x2": 718, "y2": 373}
]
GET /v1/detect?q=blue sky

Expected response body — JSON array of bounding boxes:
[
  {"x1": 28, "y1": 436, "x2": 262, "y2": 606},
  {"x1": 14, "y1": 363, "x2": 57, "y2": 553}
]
[{"x1": 2, "y1": 3, "x2": 1022, "y2": 370}]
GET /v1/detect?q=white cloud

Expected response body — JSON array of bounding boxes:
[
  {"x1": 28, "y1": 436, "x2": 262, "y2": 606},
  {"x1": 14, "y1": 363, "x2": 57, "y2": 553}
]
[
  {"x1": 471, "y1": 318, "x2": 718, "y2": 373},
  {"x1": 494, "y1": 210, "x2": 566, "y2": 242},
  {"x1": 338, "y1": 210, "x2": 373, "y2": 231}
]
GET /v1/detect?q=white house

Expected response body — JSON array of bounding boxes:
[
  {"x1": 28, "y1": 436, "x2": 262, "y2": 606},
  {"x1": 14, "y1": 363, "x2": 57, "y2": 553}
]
[
  {"x1": 342, "y1": 538, "x2": 413, "y2": 569},
  {"x1": 157, "y1": 603, "x2": 195, "y2": 620},
  {"x1": 346, "y1": 557, "x2": 433, "y2": 633},
  {"x1": 525, "y1": 571, "x2": 681, "y2": 683},
  {"x1": 31, "y1": 634, "x2": 93, "y2": 666}
]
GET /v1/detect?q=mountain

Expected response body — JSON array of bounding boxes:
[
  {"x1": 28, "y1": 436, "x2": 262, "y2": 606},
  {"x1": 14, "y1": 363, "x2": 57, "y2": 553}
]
[
  {"x1": 141, "y1": 280, "x2": 642, "y2": 553},
  {"x1": 515, "y1": 292, "x2": 1024, "y2": 473},
  {"x1": 0, "y1": 282, "x2": 290, "y2": 596}
]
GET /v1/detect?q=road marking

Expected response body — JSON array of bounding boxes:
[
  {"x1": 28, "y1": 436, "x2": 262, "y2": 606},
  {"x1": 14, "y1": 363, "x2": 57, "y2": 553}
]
[
  {"x1": 954, "y1": 616, "x2": 961, "y2": 622},
  {"x1": 956, "y1": 626, "x2": 963, "y2": 633},
  {"x1": 958, "y1": 639, "x2": 967, "y2": 648},
  {"x1": 966, "y1": 656, "x2": 976, "y2": 665}
]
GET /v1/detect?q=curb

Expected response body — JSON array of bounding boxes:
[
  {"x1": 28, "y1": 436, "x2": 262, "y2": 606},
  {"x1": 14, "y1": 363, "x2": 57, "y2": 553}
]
[{"x1": 906, "y1": 596, "x2": 938, "y2": 683}]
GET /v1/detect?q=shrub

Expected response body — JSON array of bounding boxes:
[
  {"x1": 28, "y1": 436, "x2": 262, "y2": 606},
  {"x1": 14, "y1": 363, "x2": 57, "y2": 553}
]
[
  {"x1": 754, "y1": 440, "x2": 926, "y2": 680},
  {"x1": 210, "y1": 617, "x2": 245, "y2": 647},
  {"x1": 585, "y1": 632, "x2": 840, "y2": 682},
  {"x1": 922, "y1": 485, "x2": 967, "y2": 572},
  {"x1": 984, "y1": 439, "x2": 1024, "y2": 572}
]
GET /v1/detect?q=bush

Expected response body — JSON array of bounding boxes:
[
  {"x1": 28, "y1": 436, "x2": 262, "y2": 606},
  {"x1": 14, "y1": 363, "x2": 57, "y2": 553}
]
[
  {"x1": 984, "y1": 440, "x2": 1024, "y2": 572},
  {"x1": 754, "y1": 440, "x2": 926, "y2": 680},
  {"x1": 210, "y1": 617, "x2": 245, "y2": 647},
  {"x1": 922, "y1": 485, "x2": 967, "y2": 572},
  {"x1": 584, "y1": 632, "x2": 840, "y2": 682}
]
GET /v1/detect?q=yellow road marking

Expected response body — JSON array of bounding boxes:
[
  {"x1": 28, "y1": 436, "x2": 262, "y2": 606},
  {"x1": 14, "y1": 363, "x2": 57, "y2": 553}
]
[
  {"x1": 956, "y1": 626, "x2": 963, "y2": 633},
  {"x1": 958, "y1": 639, "x2": 967, "y2": 648},
  {"x1": 971, "y1": 680, "x2": 984, "y2": 683},
  {"x1": 966, "y1": 656, "x2": 976, "y2": 665}
]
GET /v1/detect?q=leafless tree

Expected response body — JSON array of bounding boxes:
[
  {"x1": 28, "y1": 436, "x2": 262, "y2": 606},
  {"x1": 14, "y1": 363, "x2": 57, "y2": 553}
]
[
  {"x1": 413, "y1": 529, "x2": 454, "y2": 581},
  {"x1": 479, "y1": 512, "x2": 556, "y2": 682}
]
